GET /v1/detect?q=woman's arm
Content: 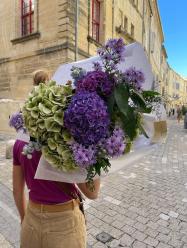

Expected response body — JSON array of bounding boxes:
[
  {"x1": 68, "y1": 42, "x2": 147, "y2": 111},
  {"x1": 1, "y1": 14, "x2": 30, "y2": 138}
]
[
  {"x1": 77, "y1": 178, "x2": 100, "y2": 200},
  {"x1": 12, "y1": 165, "x2": 27, "y2": 223}
]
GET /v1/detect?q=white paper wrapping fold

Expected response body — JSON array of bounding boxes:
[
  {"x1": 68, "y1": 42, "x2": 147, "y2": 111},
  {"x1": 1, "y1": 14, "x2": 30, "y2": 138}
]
[
  {"x1": 34, "y1": 113, "x2": 157, "y2": 183},
  {"x1": 15, "y1": 114, "x2": 157, "y2": 183},
  {"x1": 34, "y1": 143, "x2": 157, "y2": 183},
  {"x1": 52, "y1": 42, "x2": 153, "y2": 91},
  {"x1": 16, "y1": 131, "x2": 30, "y2": 143}
]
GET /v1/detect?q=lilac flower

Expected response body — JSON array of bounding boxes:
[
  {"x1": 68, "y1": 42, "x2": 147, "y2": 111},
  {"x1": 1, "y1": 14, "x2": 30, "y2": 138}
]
[
  {"x1": 77, "y1": 71, "x2": 114, "y2": 96},
  {"x1": 107, "y1": 38, "x2": 126, "y2": 60},
  {"x1": 71, "y1": 66, "x2": 86, "y2": 86},
  {"x1": 71, "y1": 142, "x2": 97, "y2": 168},
  {"x1": 93, "y1": 62, "x2": 102, "y2": 71},
  {"x1": 64, "y1": 91, "x2": 110, "y2": 146},
  {"x1": 97, "y1": 38, "x2": 126, "y2": 72},
  {"x1": 123, "y1": 67, "x2": 145, "y2": 90},
  {"x1": 9, "y1": 112, "x2": 25, "y2": 132},
  {"x1": 104, "y1": 127, "x2": 126, "y2": 157}
]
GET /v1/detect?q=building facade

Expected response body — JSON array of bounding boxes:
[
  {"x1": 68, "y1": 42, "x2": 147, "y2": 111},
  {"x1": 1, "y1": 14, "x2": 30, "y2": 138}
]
[{"x1": 0, "y1": 0, "x2": 186, "y2": 107}]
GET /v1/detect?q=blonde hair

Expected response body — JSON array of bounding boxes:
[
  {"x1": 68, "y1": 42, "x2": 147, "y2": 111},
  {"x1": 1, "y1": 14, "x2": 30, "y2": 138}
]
[{"x1": 33, "y1": 70, "x2": 49, "y2": 85}]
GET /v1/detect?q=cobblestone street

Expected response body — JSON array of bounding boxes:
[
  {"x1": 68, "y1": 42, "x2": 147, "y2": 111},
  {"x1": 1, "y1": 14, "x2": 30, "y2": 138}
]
[{"x1": 0, "y1": 120, "x2": 187, "y2": 248}]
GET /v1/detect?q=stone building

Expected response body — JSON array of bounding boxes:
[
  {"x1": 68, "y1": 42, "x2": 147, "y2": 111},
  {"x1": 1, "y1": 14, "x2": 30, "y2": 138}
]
[
  {"x1": 167, "y1": 68, "x2": 187, "y2": 109},
  {"x1": 0, "y1": 0, "x2": 159, "y2": 100}
]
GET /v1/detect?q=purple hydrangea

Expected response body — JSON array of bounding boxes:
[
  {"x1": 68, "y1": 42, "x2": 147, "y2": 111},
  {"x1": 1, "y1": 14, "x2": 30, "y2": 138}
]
[
  {"x1": 71, "y1": 142, "x2": 97, "y2": 168},
  {"x1": 104, "y1": 127, "x2": 126, "y2": 157},
  {"x1": 64, "y1": 91, "x2": 110, "y2": 146},
  {"x1": 77, "y1": 71, "x2": 114, "y2": 96},
  {"x1": 123, "y1": 67, "x2": 145, "y2": 90},
  {"x1": 9, "y1": 112, "x2": 25, "y2": 132},
  {"x1": 97, "y1": 38, "x2": 126, "y2": 71}
]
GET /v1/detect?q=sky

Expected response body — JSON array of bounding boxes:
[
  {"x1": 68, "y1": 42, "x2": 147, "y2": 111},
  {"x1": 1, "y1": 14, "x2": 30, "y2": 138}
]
[{"x1": 157, "y1": 0, "x2": 187, "y2": 78}]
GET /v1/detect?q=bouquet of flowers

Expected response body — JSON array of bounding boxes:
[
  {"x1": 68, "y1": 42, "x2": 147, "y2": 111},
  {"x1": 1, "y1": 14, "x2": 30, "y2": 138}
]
[{"x1": 11, "y1": 38, "x2": 158, "y2": 183}]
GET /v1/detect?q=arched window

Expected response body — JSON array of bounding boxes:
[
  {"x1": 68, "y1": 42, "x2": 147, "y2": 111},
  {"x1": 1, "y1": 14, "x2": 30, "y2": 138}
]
[{"x1": 21, "y1": 0, "x2": 34, "y2": 36}]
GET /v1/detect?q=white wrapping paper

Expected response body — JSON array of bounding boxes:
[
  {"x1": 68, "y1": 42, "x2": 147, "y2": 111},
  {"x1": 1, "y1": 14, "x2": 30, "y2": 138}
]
[
  {"x1": 17, "y1": 42, "x2": 165, "y2": 183},
  {"x1": 15, "y1": 115, "x2": 158, "y2": 183},
  {"x1": 34, "y1": 114, "x2": 157, "y2": 183}
]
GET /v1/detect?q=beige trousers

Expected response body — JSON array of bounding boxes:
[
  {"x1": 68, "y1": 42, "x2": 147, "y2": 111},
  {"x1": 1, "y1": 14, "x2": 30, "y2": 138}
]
[{"x1": 20, "y1": 200, "x2": 87, "y2": 248}]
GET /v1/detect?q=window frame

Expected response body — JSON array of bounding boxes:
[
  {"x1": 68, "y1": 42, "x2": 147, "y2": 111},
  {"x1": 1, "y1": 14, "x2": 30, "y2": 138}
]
[
  {"x1": 92, "y1": 0, "x2": 100, "y2": 42},
  {"x1": 21, "y1": 0, "x2": 34, "y2": 36}
]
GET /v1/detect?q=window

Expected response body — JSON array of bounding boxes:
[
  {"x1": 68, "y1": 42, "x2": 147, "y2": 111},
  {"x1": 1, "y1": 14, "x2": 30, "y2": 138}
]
[
  {"x1": 176, "y1": 82, "x2": 180, "y2": 90},
  {"x1": 131, "y1": 23, "x2": 134, "y2": 37},
  {"x1": 21, "y1": 0, "x2": 34, "y2": 36},
  {"x1": 124, "y1": 16, "x2": 128, "y2": 31},
  {"x1": 92, "y1": 0, "x2": 100, "y2": 42}
]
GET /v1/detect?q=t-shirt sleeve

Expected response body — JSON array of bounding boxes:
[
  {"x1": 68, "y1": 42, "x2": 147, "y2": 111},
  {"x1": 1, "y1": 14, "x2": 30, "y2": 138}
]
[{"x1": 13, "y1": 141, "x2": 21, "y2": 166}]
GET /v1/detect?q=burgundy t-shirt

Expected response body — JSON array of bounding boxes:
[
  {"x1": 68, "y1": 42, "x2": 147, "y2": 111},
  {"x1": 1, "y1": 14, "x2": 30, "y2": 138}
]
[{"x1": 13, "y1": 140, "x2": 77, "y2": 205}]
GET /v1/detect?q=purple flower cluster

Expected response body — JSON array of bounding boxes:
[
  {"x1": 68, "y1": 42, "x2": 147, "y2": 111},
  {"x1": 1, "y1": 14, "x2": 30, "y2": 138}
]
[
  {"x1": 97, "y1": 38, "x2": 126, "y2": 71},
  {"x1": 77, "y1": 71, "x2": 114, "y2": 96},
  {"x1": 93, "y1": 62, "x2": 102, "y2": 71},
  {"x1": 104, "y1": 127, "x2": 126, "y2": 157},
  {"x1": 71, "y1": 142, "x2": 97, "y2": 168},
  {"x1": 9, "y1": 112, "x2": 25, "y2": 132},
  {"x1": 123, "y1": 67, "x2": 145, "y2": 90},
  {"x1": 64, "y1": 91, "x2": 110, "y2": 146}
]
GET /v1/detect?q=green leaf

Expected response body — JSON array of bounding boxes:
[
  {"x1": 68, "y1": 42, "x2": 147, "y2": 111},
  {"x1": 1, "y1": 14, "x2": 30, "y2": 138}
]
[
  {"x1": 143, "y1": 106, "x2": 152, "y2": 114},
  {"x1": 114, "y1": 84, "x2": 129, "y2": 117},
  {"x1": 124, "y1": 142, "x2": 132, "y2": 154},
  {"x1": 139, "y1": 123, "x2": 149, "y2": 138},
  {"x1": 106, "y1": 93, "x2": 115, "y2": 117},
  {"x1": 130, "y1": 90, "x2": 147, "y2": 109},
  {"x1": 142, "y1": 90, "x2": 160, "y2": 98},
  {"x1": 119, "y1": 110, "x2": 138, "y2": 140}
]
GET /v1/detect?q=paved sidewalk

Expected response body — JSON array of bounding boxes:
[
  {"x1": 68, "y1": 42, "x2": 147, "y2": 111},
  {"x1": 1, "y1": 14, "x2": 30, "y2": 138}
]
[{"x1": 0, "y1": 120, "x2": 187, "y2": 247}]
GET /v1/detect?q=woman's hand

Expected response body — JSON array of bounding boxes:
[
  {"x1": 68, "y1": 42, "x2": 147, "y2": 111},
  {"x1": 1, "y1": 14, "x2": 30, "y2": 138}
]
[{"x1": 77, "y1": 178, "x2": 100, "y2": 200}]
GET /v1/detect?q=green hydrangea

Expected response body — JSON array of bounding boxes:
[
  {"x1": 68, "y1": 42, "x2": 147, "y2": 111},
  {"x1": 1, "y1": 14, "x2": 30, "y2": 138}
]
[{"x1": 22, "y1": 81, "x2": 78, "y2": 172}]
